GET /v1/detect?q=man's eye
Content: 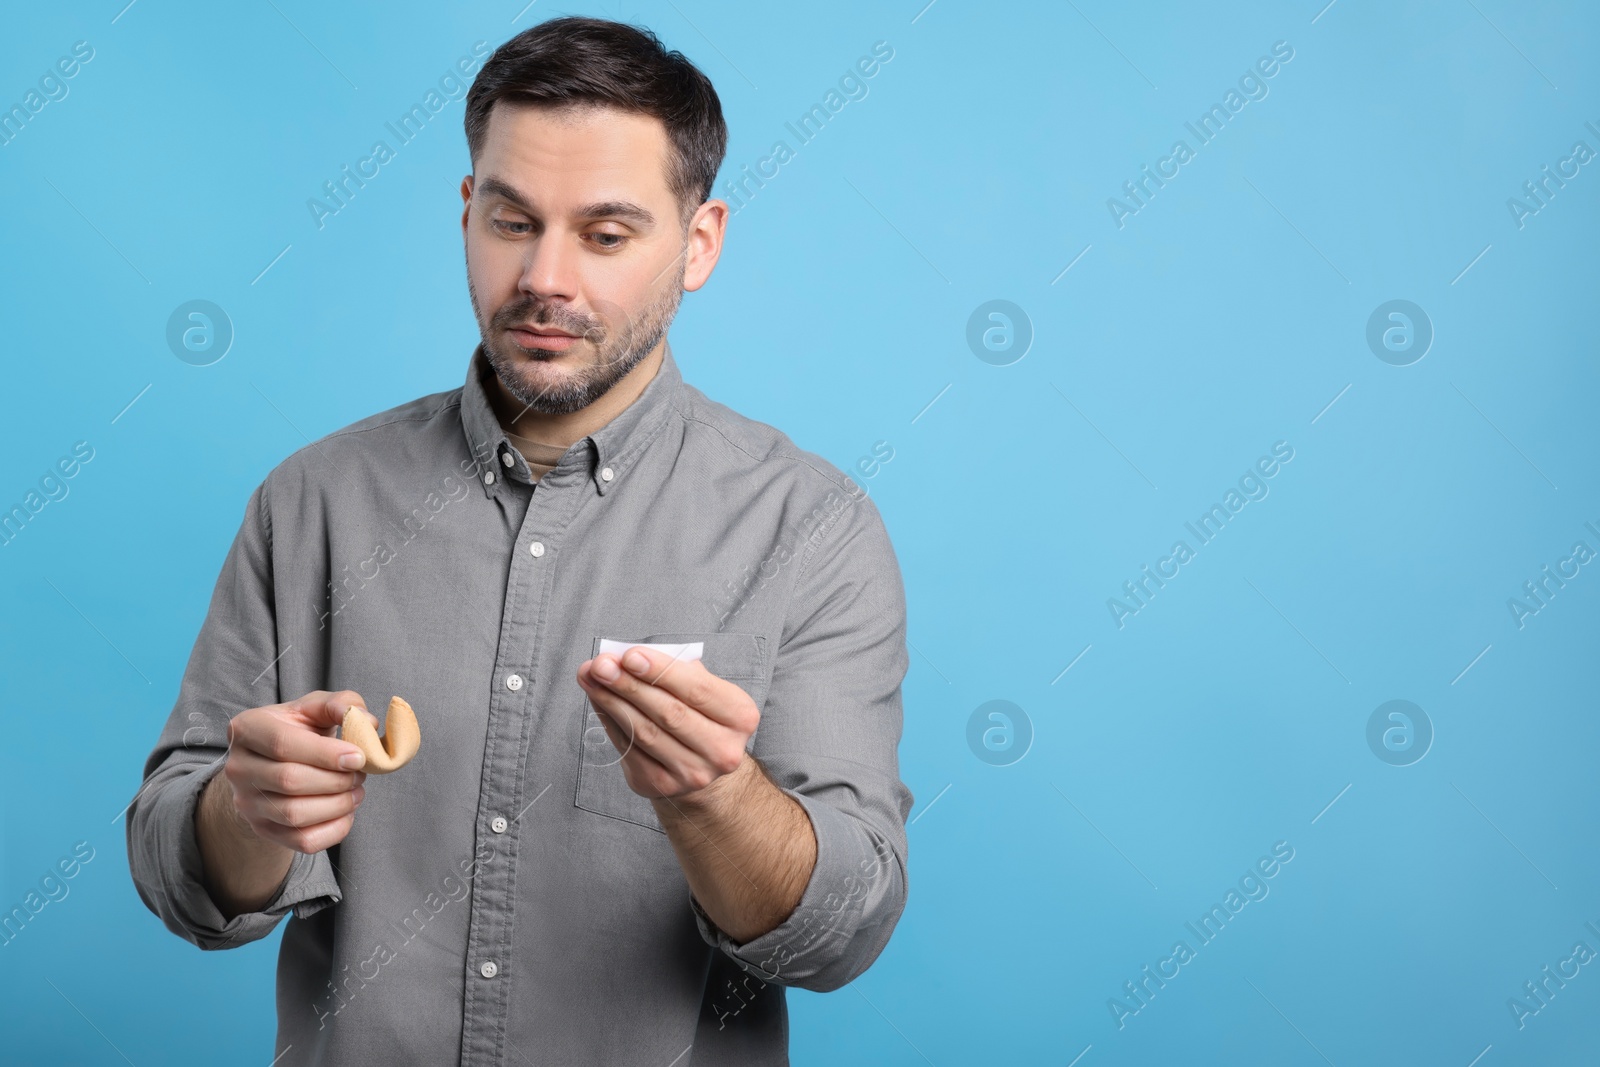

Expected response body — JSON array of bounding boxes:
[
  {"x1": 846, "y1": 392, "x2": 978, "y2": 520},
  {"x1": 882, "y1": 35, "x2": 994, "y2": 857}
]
[
  {"x1": 492, "y1": 219, "x2": 532, "y2": 235},
  {"x1": 588, "y1": 232, "x2": 627, "y2": 250}
]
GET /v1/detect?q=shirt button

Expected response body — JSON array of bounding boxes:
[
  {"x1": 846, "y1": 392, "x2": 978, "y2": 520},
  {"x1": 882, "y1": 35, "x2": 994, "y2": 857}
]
[
  {"x1": 505, "y1": 673, "x2": 523, "y2": 692},
  {"x1": 483, "y1": 470, "x2": 496, "y2": 486},
  {"x1": 528, "y1": 541, "x2": 545, "y2": 557},
  {"x1": 491, "y1": 816, "x2": 508, "y2": 834},
  {"x1": 600, "y1": 466, "x2": 614, "y2": 482},
  {"x1": 501, "y1": 451, "x2": 515, "y2": 468},
  {"x1": 480, "y1": 961, "x2": 498, "y2": 978}
]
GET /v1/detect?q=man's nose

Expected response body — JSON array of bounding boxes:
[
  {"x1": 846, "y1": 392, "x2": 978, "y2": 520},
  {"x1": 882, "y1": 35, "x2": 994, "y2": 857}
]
[{"x1": 517, "y1": 231, "x2": 581, "y2": 303}]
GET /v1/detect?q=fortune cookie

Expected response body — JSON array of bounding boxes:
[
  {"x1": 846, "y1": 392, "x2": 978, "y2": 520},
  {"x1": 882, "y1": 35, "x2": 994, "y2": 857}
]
[{"x1": 341, "y1": 696, "x2": 421, "y2": 774}]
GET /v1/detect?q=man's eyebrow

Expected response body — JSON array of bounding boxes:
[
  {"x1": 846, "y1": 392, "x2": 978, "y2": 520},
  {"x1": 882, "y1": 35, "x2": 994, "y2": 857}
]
[
  {"x1": 577, "y1": 200, "x2": 656, "y2": 227},
  {"x1": 476, "y1": 176, "x2": 533, "y2": 209},
  {"x1": 476, "y1": 177, "x2": 656, "y2": 228}
]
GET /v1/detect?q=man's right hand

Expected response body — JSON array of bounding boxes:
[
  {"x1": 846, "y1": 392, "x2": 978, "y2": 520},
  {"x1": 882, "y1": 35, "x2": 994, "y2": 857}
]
[{"x1": 219, "y1": 690, "x2": 375, "y2": 854}]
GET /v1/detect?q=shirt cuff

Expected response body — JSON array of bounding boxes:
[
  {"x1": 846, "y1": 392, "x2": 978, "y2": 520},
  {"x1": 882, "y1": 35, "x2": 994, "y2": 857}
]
[
  {"x1": 138, "y1": 759, "x2": 343, "y2": 951},
  {"x1": 687, "y1": 787, "x2": 898, "y2": 989}
]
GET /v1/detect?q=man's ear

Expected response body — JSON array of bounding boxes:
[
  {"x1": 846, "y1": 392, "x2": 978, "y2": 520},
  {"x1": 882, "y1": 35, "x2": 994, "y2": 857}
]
[
  {"x1": 460, "y1": 175, "x2": 474, "y2": 235},
  {"x1": 683, "y1": 199, "x2": 728, "y2": 293}
]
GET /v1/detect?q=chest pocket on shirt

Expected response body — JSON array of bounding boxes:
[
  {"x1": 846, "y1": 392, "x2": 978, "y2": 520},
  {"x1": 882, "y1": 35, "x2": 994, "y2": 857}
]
[{"x1": 576, "y1": 632, "x2": 770, "y2": 834}]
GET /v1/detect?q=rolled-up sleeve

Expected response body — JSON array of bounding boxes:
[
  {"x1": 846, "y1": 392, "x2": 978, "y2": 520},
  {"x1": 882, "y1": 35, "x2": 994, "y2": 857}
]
[
  {"x1": 124, "y1": 477, "x2": 342, "y2": 951},
  {"x1": 689, "y1": 478, "x2": 913, "y2": 992}
]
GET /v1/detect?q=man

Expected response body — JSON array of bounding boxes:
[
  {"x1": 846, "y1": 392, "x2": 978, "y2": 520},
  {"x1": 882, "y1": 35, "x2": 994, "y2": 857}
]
[{"x1": 125, "y1": 16, "x2": 913, "y2": 1066}]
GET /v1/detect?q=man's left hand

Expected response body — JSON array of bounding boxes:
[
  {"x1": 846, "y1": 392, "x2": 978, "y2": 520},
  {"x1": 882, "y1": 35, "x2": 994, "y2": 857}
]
[{"x1": 576, "y1": 646, "x2": 761, "y2": 803}]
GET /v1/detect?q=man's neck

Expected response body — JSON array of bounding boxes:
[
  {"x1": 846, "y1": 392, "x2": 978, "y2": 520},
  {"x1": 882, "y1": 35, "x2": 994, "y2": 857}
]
[{"x1": 487, "y1": 340, "x2": 666, "y2": 449}]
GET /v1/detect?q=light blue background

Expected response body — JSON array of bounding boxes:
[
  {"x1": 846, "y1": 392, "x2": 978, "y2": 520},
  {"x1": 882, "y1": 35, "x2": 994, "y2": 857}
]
[{"x1": 2, "y1": 1, "x2": 1597, "y2": 1063}]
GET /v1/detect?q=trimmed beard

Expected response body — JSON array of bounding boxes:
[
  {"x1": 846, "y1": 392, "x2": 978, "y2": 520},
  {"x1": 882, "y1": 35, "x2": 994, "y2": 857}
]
[{"x1": 469, "y1": 255, "x2": 685, "y2": 416}]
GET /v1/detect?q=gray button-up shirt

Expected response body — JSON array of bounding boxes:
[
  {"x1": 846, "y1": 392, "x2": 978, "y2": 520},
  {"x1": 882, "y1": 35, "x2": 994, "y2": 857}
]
[{"x1": 125, "y1": 343, "x2": 913, "y2": 1065}]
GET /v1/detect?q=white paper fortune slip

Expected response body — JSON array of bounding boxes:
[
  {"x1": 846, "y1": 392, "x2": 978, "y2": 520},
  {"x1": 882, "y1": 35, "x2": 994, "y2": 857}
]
[{"x1": 597, "y1": 639, "x2": 704, "y2": 662}]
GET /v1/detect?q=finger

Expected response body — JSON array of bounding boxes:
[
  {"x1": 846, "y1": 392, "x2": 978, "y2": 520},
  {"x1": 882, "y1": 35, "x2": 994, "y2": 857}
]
[
  {"x1": 256, "y1": 812, "x2": 358, "y2": 855},
  {"x1": 580, "y1": 663, "x2": 707, "y2": 772},
  {"x1": 582, "y1": 654, "x2": 736, "y2": 759},
  {"x1": 273, "y1": 690, "x2": 334, "y2": 735},
  {"x1": 591, "y1": 705, "x2": 675, "y2": 797},
  {"x1": 289, "y1": 690, "x2": 376, "y2": 734},
  {"x1": 232, "y1": 704, "x2": 369, "y2": 772},
  {"x1": 229, "y1": 747, "x2": 365, "y2": 796},
  {"x1": 245, "y1": 784, "x2": 365, "y2": 832},
  {"x1": 593, "y1": 647, "x2": 756, "y2": 731},
  {"x1": 588, "y1": 701, "x2": 633, "y2": 762}
]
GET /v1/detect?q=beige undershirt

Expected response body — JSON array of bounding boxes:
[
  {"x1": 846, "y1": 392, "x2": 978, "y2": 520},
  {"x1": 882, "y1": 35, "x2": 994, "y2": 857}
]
[
  {"x1": 483, "y1": 361, "x2": 577, "y2": 482},
  {"x1": 483, "y1": 340, "x2": 670, "y2": 483},
  {"x1": 500, "y1": 428, "x2": 569, "y2": 482}
]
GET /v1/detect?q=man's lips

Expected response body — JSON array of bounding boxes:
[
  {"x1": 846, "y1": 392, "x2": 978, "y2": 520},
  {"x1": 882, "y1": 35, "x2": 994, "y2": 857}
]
[{"x1": 508, "y1": 325, "x2": 581, "y2": 352}]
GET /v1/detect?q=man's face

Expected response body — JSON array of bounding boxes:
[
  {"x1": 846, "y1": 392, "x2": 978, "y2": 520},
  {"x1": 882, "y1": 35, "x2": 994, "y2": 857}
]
[{"x1": 461, "y1": 103, "x2": 696, "y2": 416}]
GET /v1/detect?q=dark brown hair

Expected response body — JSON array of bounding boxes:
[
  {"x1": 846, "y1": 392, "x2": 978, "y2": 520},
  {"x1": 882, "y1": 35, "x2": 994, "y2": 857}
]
[{"x1": 464, "y1": 16, "x2": 727, "y2": 226}]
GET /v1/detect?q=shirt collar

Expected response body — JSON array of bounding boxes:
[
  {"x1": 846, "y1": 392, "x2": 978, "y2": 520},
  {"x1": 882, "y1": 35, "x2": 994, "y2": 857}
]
[{"x1": 458, "y1": 340, "x2": 682, "y2": 499}]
